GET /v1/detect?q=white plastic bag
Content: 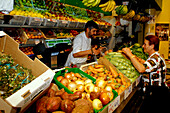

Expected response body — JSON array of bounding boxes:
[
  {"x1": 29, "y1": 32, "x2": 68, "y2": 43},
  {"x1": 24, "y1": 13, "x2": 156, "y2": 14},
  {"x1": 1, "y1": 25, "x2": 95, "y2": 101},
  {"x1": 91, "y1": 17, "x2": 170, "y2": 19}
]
[{"x1": 0, "y1": 0, "x2": 14, "y2": 13}]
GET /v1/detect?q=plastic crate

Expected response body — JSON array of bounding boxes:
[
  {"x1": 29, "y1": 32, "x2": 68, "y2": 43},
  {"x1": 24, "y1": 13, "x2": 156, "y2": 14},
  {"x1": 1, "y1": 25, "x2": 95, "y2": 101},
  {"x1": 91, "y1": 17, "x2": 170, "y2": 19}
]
[
  {"x1": 9, "y1": 15, "x2": 27, "y2": 25},
  {"x1": 67, "y1": 21, "x2": 78, "y2": 28},
  {"x1": 76, "y1": 22, "x2": 85, "y2": 28},
  {"x1": 42, "y1": 18, "x2": 57, "y2": 27},
  {"x1": 26, "y1": 17, "x2": 43, "y2": 26},
  {"x1": 54, "y1": 68, "x2": 96, "y2": 94},
  {"x1": 56, "y1": 20, "x2": 69, "y2": 27},
  {"x1": 54, "y1": 67, "x2": 118, "y2": 113}
]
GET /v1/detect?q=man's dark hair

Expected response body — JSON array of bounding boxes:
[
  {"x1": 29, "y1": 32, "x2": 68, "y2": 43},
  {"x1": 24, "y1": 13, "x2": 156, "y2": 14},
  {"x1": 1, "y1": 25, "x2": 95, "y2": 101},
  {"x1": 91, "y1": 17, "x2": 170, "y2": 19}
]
[
  {"x1": 145, "y1": 35, "x2": 160, "y2": 51},
  {"x1": 85, "y1": 20, "x2": 99, "y2": 31}
]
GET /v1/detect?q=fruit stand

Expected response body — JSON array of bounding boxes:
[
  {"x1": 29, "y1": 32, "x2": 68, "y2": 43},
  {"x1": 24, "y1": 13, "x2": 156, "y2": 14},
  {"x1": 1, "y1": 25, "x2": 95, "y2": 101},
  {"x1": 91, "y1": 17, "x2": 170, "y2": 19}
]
[{"x1": 0, "y1": 0, "x2": 165, "y2": 113}]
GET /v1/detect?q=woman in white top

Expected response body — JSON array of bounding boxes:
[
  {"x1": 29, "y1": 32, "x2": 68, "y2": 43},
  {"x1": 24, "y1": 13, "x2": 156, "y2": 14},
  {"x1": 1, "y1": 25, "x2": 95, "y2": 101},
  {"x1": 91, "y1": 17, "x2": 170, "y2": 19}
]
[{"x1": 65, "y1": 20, "x2": 102, "y2": 67}]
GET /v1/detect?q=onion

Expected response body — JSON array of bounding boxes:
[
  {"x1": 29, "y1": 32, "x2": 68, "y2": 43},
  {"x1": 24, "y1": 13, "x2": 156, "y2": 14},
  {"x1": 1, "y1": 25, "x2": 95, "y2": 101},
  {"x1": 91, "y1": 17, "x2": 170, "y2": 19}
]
[
  {"x1": 92, "y1": 99, "x2": 103, "y2": 110},
  {"x1": 96, "y1": 79, "x2": 106, "y2": 89},
  {"x1": 70, "y1": 72, "x2": 75, "y2": 77},
  {"x1": 57, "y1": 76, "x2": 64, "y2": 82},
  {"x1": 85, "y1": 83, "x2": 94, "y2": 93},
  {"x1": 64, "y1": 73, "x2": 72, "y2": 80},
  {"x1": 107, "y1": 91, "x2": 114, "y2": 101},
  {"x1": 72, "y1": 76, "x2": 78, "y2": 81},
  {"x1": 94, "y1": 86, "x2": 100, "y2": 93},
  {"x1": 99, "y1": 92, "x2": 110, "y2": 105},
  {"x1": 68, "y1": 82, "x2": 77, "y2": 92},
  {"x1": 76, "y1": 85, "x2": 85, "y2": 92},
  {"x1": 75, "y1": 80, "x2": 84, "y2": 85},
  {"x1": 60, "y1": 78, "x2": 69, "y2": 87},
  {"x1": 105, "y1": 86, "x2": 112, "y2": 92},
  {"x1": 82, "y1": 92, "x2": 86, "y2": 99},
  {"x1": 85, "y1": 79, "x2": 92, "y2": 85}
]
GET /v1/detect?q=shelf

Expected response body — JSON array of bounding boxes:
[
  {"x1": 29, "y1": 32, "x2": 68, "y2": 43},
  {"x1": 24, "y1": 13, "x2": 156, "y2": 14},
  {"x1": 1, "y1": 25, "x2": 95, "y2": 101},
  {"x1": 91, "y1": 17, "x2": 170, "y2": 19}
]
[
  {"x1": 0, "y1": 24, "x2": 84, "y2": 30},
  {"x1": 0, "y1": 24, "x2": 111, "y2": 30}
]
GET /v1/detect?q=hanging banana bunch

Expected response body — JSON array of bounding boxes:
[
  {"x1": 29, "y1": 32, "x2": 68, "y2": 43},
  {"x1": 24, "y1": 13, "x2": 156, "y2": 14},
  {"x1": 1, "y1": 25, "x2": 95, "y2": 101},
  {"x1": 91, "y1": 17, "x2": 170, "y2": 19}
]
[
  {"x1": 123, "y1": 10, "x2": 135, "y2": 20},
  {"x1": 82, "y1": 0, "x2": 101, "y2": 7},
  {"x1": 99, "y1": 0, "x2": 116, "y2": 12}
]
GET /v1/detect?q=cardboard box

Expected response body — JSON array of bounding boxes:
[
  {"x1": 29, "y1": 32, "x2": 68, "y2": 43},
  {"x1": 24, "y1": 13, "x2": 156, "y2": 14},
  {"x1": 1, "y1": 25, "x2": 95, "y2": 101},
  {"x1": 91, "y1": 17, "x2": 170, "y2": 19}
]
[{"x1": 0, "y1": 33, "x2": 55, "y2": 113}]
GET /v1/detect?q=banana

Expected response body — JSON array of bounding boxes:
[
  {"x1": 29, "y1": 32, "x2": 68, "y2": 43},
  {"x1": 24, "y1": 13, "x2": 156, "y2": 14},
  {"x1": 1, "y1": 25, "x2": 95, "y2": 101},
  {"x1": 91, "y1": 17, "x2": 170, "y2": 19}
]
[
  {"x1": 99, "y1": 1, "x2": 109, "y2": 7},
  {"x1": 101, "y1": 7, "x2": 107, "y2": 11},
  {"x1": 87, "y1": 0, "x2": 96, "y2": 4},
  {"x1": 109, "y1": 0, "x2": 116, "y2": 12},
  {"x1": 105, "y1": 1, "x2": 112, "y2": 12},
  {"x1": 82, "y1": 0, "x2": 88, "y2": 3},
  {"x1": 92, "y1": 0, "x2": 100, "y2": 7}
]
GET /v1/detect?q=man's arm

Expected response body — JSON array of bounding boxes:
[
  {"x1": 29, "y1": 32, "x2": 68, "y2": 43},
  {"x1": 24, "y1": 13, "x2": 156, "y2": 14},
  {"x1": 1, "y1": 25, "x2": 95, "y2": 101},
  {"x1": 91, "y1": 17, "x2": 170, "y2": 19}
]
[
  {"x1": 73, "y1": 47, "x2": 101, "y2": 58},
  {"x1": 73, "y1": 49, "x2": 92, "y2": 58}
]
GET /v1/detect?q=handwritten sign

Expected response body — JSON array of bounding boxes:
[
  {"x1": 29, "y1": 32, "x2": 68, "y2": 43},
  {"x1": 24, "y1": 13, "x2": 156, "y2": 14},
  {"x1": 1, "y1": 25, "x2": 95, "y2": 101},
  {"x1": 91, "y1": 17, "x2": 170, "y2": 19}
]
[
  {"x1": 108, "y1": 95, "x2": 120, "y2": 113},
  {"x1": 124, "y1": 84, "x2": 132, "y2": 99}
]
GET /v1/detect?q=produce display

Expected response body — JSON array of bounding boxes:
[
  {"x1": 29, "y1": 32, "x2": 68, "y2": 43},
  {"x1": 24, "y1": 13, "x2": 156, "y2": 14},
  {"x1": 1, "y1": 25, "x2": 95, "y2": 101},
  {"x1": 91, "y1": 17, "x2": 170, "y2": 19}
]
[
  {"x1": 84, "y1": 64, "x2": 131, "y2": 95},
  {"x1": 105, "y1": 52, "x2": 140, "y2": 82},
  {"x1": 115, "y1": 5, "x2": 128, "y2": 15},
  {"x1": 23, "y1": 28, "x2": 45, "y2": 39},
  {"x1": 0, "y1": 53, "x2": 35, "y2": 99},
  {"x1": 82, "y1": 0, "x2": 101, "y2": 8},
  {"x1": 9, "y1": 6, "x2": 45, "y2": 18},
  {"x1": 99, "y1": 0, "x2": 116, "y2": 12},
  {"x1": 20, "y1": 47, "x2": 34, "y2": 56},
  {"x1": 54, "y1": 68, "x2": 117, "y2": 111},
  {"x1": 130, "y1": 43, "x2": 148, "y2": 60},
  {"x1": 36, "y1": 83, "x2": 93, "y2": 113}
]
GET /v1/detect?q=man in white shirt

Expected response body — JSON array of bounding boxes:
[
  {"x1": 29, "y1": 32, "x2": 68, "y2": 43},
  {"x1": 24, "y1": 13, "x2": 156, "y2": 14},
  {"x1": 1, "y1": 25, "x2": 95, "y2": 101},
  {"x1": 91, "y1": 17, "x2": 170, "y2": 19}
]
[{"x1": 65, "y1": 20, "x2": 102, "y2": 67}]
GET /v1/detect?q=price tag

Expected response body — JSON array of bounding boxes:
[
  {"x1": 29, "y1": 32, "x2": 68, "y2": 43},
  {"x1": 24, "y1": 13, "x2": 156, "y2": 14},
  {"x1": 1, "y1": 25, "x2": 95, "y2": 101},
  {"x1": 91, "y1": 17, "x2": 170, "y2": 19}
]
[
  {"x1": 122, "y1": 1, "x2": 129, "y2": 5},
  {"x1": 62, "y1": 20, "x2": 68, "y2": 24},
  {"x1": 108, "y1": 95, "x2": 120, "y2": 113},
  {"x1": 37, "y1": 55, "x2": 43, "y2": 59},
  {"x1": 0, "y1": 31, "x2": 6, "y2": 36},
  {"x1": 34, "y1": 17, "x2": 42, "y2": 21},
  {"x1": 52, "y1": 19, "x2": 57, "y2": 22},
  {"x1": 124, "y1": 84, "x2": 132, "y2": 99},
  {"x1": 136, "y1": 75, "x2": 141, "y2": 86}
]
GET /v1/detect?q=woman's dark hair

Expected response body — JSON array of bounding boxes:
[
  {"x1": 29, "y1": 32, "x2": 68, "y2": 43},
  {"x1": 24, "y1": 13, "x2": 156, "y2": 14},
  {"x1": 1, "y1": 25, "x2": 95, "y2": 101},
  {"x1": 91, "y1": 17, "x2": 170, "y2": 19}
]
[
  {"x1": 145, "y1": 35, "x2": 160, "y2": 51},
  {"x1": 85, "y1": 20, "x2": 99, "y2": 31}
]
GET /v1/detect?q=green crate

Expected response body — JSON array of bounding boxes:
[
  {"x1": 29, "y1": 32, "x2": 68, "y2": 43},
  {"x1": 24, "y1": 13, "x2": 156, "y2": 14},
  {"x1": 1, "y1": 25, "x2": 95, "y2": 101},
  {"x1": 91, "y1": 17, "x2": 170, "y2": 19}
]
[
  {"x1": 54, "y1": 68, "x2": 118, "y2": 113},
  {"x1": 54, "y1": 68, "x2": 96, "y2": 94}
]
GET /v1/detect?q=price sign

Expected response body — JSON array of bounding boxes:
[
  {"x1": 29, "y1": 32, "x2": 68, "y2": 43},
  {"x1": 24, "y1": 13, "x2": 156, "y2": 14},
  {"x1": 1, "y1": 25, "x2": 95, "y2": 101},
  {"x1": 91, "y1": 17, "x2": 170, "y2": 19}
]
[
  {"x1": 124, "y1": 84, "x2": 132, "y2": 99},
  {"x1": 108, "y1": 95, "x2": 120, "y2": 113},
  {"x1": 136, "y1": 75, "x2": 141, "y2": 86}
]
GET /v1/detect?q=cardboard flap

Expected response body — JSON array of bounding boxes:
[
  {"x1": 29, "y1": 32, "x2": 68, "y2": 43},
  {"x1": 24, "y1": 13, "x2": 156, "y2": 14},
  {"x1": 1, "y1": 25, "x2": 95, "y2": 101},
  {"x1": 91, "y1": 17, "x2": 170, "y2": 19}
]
[{"x1": 0, "y1": 35, "x2": 49, "y2": 77}]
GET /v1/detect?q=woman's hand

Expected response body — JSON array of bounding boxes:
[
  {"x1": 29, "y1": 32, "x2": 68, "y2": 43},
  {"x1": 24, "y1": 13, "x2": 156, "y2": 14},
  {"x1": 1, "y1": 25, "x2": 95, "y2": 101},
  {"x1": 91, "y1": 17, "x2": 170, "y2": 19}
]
[{"x1": 122, "y1": 47, "x2": 133, "y2": 58}]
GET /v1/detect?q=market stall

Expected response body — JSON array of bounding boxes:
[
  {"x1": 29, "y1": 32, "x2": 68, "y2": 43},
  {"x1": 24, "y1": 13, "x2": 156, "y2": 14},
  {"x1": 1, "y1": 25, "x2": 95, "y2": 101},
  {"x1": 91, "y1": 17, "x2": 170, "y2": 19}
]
[{"x1": 0, "y1": 0, "x2": 167, "y2": 113}]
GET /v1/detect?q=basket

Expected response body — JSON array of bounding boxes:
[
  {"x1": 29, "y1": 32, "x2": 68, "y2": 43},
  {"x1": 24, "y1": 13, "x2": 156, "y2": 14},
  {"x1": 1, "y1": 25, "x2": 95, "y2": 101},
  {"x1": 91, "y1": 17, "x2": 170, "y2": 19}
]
[
  {"x1": 67, "y1": 21, "x2": 78, "y2": 28},
  {"x1": 53, "y1": 68, "x2": 96, "y2": 94},
  {"x1": 26, "y1": 17, "x2": 43, "y2": 26},
  {"x1": 9, "y1": 15, "x2": 27, "y2": 25},
  {"x1": 0, "y1": 20, "x2": 4, "y2": 24},
  {"x1": 42, "y1": 18, "x2": 57, "y2": 27},
  {"x1": 56, "y1": 20, "x2": 69, "y2": 27},
  {"x1": 76, "y1": 22, "x2": 85, "y2": 28}
]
